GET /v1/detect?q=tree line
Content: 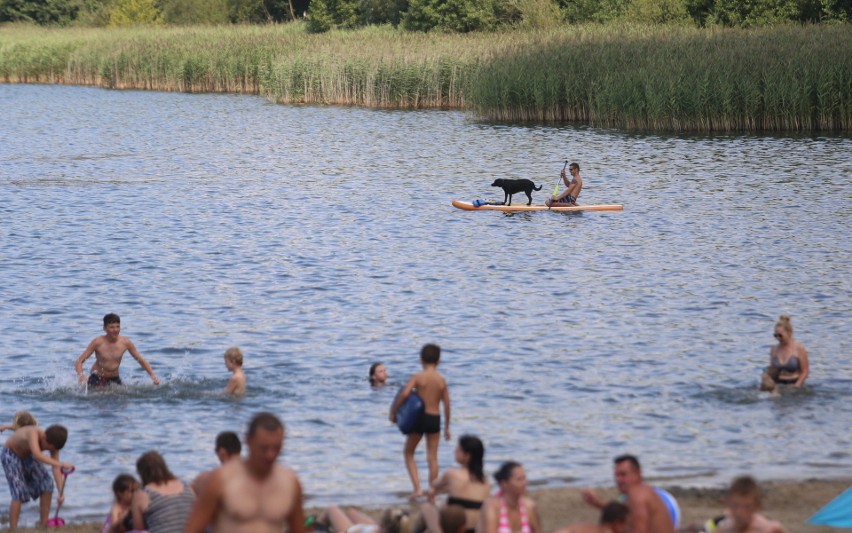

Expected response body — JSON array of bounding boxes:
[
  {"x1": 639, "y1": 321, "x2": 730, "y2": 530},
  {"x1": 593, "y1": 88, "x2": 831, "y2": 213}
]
[{"x1": 0, "y1": 0, "x2": 849, "y2": 30}]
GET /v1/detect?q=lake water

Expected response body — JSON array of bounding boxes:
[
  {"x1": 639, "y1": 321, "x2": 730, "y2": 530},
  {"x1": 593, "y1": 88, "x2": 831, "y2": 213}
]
[{"x1": 0, "y1": 84, "x2": 850, "y2": 526}]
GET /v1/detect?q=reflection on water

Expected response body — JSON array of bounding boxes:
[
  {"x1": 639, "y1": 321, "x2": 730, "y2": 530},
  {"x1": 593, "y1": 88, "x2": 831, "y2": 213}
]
[{"x1": 0, "y1": 84, "x2": 850, "y2": 524}]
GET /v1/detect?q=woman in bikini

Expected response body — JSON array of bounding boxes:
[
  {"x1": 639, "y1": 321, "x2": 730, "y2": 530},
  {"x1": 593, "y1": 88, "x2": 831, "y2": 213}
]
[
  {"x1": 479, "y1": 462, "x2": 542, "y2": 533},
  {"x1": 762, "y1": 315, "x2": 809, "y2": 389},
  {"x1": 419, "y1": 435, "x2": 490, "y2": 533}
]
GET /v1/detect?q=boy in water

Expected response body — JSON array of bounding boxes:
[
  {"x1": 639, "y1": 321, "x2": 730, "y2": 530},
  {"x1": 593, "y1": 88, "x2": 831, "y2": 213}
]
[
  {"x1": 224, "y1": 347, "x2": 247, "y2": 395},
  {"x1": 75, "y1": 313, "x2": 160, "y2": 387},
  {"x1": 389, "y1": 343, "x2": 451, "y2": 499},
  {"x1": 2, "y1": 424, "x2": 74, "y2": 528}
]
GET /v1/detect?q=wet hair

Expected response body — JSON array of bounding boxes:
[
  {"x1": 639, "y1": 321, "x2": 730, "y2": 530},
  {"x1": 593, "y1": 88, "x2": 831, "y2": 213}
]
[
  {"x1": 247, "y1": 412, "x2": 284, "y2": 437},
  {"x1": 728, "y1": 475, "x2": 761, "y2": 506},
  {"x1": 103, "y1": 313, "x2": 120, "y2": 327},
  {"x1": 45, "y1": 425, "x2": 68, "y2": 450},
  {"x1": 380, "y1": 508, "x2": 412, "y2": 533},
  {"x1": 112, "y1": 473, "x2": 139, "y2": 497},
  {"x1": 569, "y1": 162, "x2": 580, "y2": 171},
  {"x1": 600, "y1": 502, "x2": 629, "y2": 525},
  {"x1": 614, "y1": 454, "x2": 641, "y2": 472},
  {"x1": 775, "y1": 315, "x2": 793, "y2": 335},
  {"x1": 136, "y1": 451, "x2": 176, "y2": 485},
  {"x1": 369, "y1": 362, "x2": 384, "y2": 386},
  {"x1": 420, "y1": 344, "x2": 441, "y2": 364},
  {"x1": 494, "y1": 461, "x2": 522, "y2": 484},
  {"x1": 224, "y1": 347, "x2": 243, "y2": 366},
  {"x1": 440, "y1": 505, "x2": 467, "y2": 533},
  {"x1": 12, "y1": 411, "x2": 38, "y2": 429},
  {"x1": 459, "y1": 435, "x2": 485, "y2": 483},
  {"x1": 215, "y1": 431, "x2": 241, "y2": 456}
]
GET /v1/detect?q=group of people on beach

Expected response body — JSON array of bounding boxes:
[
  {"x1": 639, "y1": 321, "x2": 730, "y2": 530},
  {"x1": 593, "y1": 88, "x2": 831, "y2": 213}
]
[{"x1": 0, "y1": 313, "x2": 810, "y2": 531}]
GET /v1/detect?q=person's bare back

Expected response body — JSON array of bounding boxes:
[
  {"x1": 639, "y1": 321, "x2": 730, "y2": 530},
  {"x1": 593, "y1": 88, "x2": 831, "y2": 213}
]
[
  {"x1": 626, "y1": 484, "x2": 674, "y2": 533},
  {"x1": 412, "y1": 368, "x2": 447, "y2": 416},
  {"x1": 3, "y1": 425, "x2": 41, "y2": 457}
]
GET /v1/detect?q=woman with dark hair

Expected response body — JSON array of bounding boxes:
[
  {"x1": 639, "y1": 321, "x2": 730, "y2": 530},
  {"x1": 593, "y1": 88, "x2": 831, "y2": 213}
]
[
  {"x1": 420, "y1": 435, "x2": 490, "y2": 533},
  {"x1": 131, "y1": 451, "x2": 195, "y2": 533},
  {"x1": 369, "y1": 362, "x2": 388, "y2": 387},
  {"x1": 479, "y1": 461, "x2": 541, "y2": 533}
]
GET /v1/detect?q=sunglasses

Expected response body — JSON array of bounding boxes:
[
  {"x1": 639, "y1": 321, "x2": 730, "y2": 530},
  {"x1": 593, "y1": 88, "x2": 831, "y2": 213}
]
[{"x1": 773, "y1": 333, "x2": 783, "y2": 339}]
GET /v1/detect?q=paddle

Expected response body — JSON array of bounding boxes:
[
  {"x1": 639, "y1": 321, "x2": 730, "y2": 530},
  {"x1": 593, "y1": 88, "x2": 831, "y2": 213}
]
[
  {"x1": 46, "y1": 466, "x2": 75, "y2": 528},
  {"x1": 548, "y1": 160, "x2": 568, "y2": 209}
]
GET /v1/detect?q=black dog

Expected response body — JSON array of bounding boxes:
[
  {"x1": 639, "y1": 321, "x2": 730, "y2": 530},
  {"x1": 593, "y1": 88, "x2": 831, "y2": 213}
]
[{"x1": 491, "y1": 178, "x2": 542, "y2": 206}]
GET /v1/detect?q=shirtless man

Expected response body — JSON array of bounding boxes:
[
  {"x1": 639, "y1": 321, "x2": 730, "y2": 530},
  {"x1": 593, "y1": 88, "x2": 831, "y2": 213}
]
[
  {"x1": 183, "y1": 412, "x2": 306, "y2": 533},
  {"x1": 2, "y1": 424, "x2": 74, "y2": 528},
  {"x1": 389, "y1": 343, "x2": 451, "y2": 499},
  {"x1": 553, "y1": 502, "x2": 629, "y2": 533},
  {"x1": 582, "y1": 455, "x2": 675, "y2": 533},
  {"x1": 546, "y1": 162, "x2": 583, "y2": 207},
  {"x1": 75, "y1": 313, "x2": 160, "y2": 387}
]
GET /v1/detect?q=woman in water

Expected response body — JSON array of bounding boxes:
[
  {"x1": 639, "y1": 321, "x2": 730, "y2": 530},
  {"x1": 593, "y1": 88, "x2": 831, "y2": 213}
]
[
  {"x1": 479, "y1": 462, "x2": 542, "y2": 533},
  {"x1": 369, "y1": 362, "x2": 388, "y2": 387},
  {"x1": 422, "y1": 435, "x2": 490, "y2": 533},
  {"x1": 762, "y1": 316, "x2": 809, "y2": 389}
]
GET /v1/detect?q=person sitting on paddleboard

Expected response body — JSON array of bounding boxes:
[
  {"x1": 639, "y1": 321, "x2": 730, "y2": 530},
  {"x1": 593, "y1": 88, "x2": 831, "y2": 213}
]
[{"x1": 546, "y1": 162, "x2": 583, "y2": 207}]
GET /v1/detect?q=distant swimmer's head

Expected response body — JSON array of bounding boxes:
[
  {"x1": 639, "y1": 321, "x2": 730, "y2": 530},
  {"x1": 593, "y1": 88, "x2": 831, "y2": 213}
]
[
  {"x1": 225, "y1": 347, "x2": 244, "y2": 368},
  {"x1": 369, "y1": 362, "x2": 388, "y2": 387},
  {"x1": 45, "y1": 425, "x2": 68, "y2": 451},
  {"x1": 380, "y1": 508, "x2": 412, "y2": 533},
  {"x1": 494, "y1": 461, "x2": 526, "y2": 496},
  {"x1": 457, "y1": 435, "x2": 485, "y2": 483},
  {"x1": 13, "y1": 410, "x2": 38, "y2": 429},
  {"x1": 727, "y1": 476, "x2": 762, "y2": 529},
  {"x1": 420, "y1": 344, "x2": 441, "y2": 365},
  {"x1": 774, "y1": 315, "x2": 793, "y2": 342}
]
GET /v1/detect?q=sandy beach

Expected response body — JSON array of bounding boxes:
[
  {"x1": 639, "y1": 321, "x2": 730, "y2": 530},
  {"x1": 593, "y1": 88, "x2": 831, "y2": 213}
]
[{"x1": 7, "y1": 477, "x2": 848, "y2": 532}]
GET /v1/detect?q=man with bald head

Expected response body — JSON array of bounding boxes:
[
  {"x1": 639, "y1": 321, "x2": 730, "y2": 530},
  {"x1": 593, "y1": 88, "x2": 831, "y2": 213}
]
[{"x1": 184, "y1": 412, "x2": 305, "y2": 533}]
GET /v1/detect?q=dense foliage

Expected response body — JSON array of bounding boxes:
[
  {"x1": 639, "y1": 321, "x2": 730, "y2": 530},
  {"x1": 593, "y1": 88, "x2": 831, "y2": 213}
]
[{"x1": 0, "y1": 0, "x2": 848, "y2": 28}]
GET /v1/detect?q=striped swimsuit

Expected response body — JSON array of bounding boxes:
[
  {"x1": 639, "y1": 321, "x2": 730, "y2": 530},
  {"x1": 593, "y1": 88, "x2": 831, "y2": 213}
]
[
  {"x1": 498, "y1": 495, "x2": 532, "y2": 533},
  {"x1": 142, "y1": 483, "x2": 195, "y2": 533}
]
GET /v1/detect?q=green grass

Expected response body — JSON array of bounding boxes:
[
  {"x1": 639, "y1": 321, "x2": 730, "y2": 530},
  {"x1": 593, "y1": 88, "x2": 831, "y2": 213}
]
[{"x1": 1, "y1": 22, "x2": 849, "y2": 132}]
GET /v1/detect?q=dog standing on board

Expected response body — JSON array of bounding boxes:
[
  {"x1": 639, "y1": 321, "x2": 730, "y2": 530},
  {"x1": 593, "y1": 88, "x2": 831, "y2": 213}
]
[{"x1": 490, "y1": 178, "x2": 542, "y2": 206}]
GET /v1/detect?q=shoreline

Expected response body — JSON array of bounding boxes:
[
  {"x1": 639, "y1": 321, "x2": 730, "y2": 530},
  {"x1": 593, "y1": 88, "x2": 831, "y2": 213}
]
[{"x1": 8, "y1": 477, "x2": 849, "y2": 532}]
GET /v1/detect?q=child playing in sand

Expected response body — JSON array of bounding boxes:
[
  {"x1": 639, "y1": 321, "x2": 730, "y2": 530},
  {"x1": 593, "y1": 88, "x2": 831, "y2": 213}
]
[
  {"x1": 389, "y1": 344, "x2": 451, "y2": 499},
  {"x1": 102, "y1": 473, "x2": 140, "y2": 533},
  {"x1": 224, "y1": 347, "x2": 246, "y2": 395},
  {"x1": 0, "y1": 411, "x2": 38, "y2": 432},
  {"x1": 2, "y1": 424, "x2": 74, "y2": 528}
]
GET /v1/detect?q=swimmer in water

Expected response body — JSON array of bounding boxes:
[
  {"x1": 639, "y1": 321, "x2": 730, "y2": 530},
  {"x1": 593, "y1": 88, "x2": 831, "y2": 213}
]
[
  {"x1": 75, "y1": 313, "x2": 160, "y2": 387},
  {"x1": 760, "y1": 315, "x2": 809, "y2": 391},
  {"x1": 224, "y1": 347, "x2": 247, "y2": 395},
  {"x1": 369, "y1": 362, "x2": 388, "y2": 387}
]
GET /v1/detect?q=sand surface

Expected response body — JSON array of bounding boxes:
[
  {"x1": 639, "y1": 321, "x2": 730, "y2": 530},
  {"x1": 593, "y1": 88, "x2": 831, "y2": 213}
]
[{"x1": 6, "y1": 477, "x2": 849, "y2": 532}]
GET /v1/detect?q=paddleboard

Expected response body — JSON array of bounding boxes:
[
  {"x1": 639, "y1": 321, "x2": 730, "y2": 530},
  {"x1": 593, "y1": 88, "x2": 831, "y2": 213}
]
[
  {"x1": 452, "y1": 199, "x2": 623, "y2": 212},
  {"x1": 392, "y1": 386, "x2": 424, "y2": 435}
]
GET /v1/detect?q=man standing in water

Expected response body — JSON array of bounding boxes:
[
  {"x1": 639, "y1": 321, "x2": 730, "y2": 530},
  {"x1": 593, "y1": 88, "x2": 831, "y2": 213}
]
[
  {"x1": 184, "y1": 412, "x2": 306, "y2": 533},
  {"x1": 75, "y1": 313, "x2": 160, "y2": 387},
  {"x1": 581, "y1": 455, "x2": 675, "y2": 533}
]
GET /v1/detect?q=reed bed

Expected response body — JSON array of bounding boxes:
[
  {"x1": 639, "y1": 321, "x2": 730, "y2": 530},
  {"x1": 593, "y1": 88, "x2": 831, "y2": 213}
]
[
  {"x1": 1, "y1": 22, "x2": 849, "y2": 131},
  {"x1": 471, "y1": 24, "x2": 852, "y2": 132}
]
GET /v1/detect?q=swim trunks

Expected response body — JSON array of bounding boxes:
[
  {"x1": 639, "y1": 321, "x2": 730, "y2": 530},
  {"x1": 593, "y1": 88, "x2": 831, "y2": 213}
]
[
  {"x1": 1, "y1": 448, "x2": 54, "y2": 503},
  {"x1": 88, "y1": 374, "x2": 122, "y2": 387},
  {"x1": 412, "y1": 413, "x2": 440, "y2": 435},
  {"x1": 552, "y1": 195, "x2": 576, "y2": 204}
]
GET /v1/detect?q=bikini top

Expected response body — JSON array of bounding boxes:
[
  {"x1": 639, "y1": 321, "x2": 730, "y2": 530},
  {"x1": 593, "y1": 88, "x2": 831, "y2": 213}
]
[
  {"x1": 771, "y1": 352, "x2": 801, "y2": 373},
  {"x1": 497, "y1": 494, "x2": 531, "y2": 533},
  {"x1": 447, "y1": 496, "x2": 483, "y2": 510}
]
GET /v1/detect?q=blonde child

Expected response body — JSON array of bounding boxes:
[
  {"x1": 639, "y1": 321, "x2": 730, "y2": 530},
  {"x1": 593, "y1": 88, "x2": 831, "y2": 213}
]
[
  {"x1": 224, "y1": 347, "x2": 246, "y2": 395},
  {"x1": 0, "y1": 411, "x2": 38, "y2": 432},
  {"x1": 102, "y1": 473, "x2": 140, "y2": 533}
]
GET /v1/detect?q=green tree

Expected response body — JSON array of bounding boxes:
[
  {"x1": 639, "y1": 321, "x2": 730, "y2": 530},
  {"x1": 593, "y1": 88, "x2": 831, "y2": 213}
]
[
  {"x1": 402, "y1": 0, "x2": 498, "y2": 31},
  {"x1": 106, "y1": 0, "x2": 160, "y2": 25},
  {"x1": 160, "y1": 0, "x2": 229, "y2": 23},
  {"x1": 624, "y1": 0, "x2": 690, "y2": 23},
  {"x1": 305, "y1": 0, "x2": 357, "y2": 31},
  {"x1": 560, "y1": 0, "x2": 629, "y2": 23},
  {"x1": 0, "y1": 0, "x2": 80, "y2": 24},
  {"x1": 360, "y1": 0, "x2": 407, "y2": 25}
]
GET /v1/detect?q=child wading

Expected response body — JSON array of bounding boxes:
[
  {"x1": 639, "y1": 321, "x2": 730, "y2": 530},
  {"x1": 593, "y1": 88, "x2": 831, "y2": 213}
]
[{"x1": 389, "y1": 343, "x2": 451, "y2": 499}]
